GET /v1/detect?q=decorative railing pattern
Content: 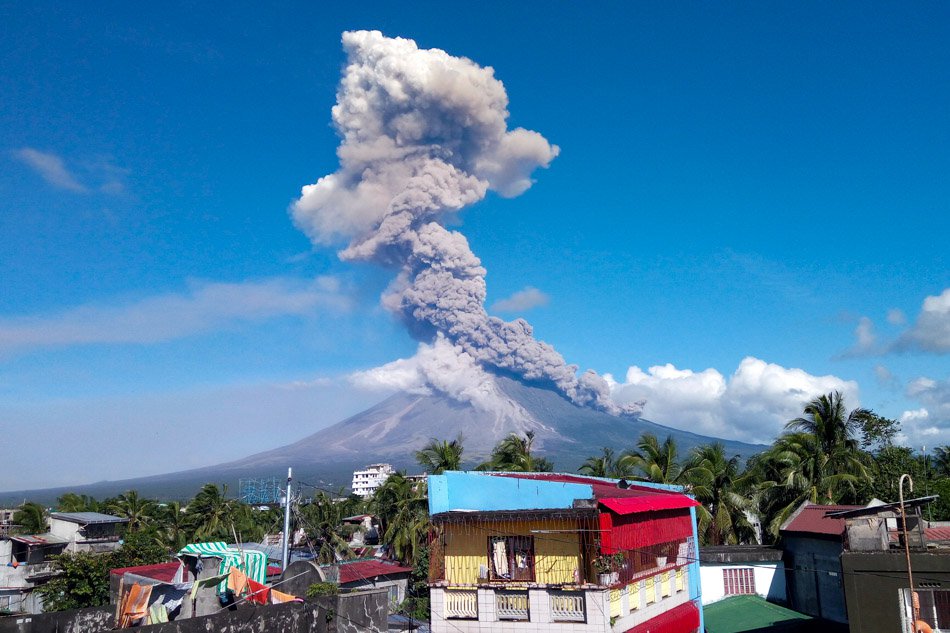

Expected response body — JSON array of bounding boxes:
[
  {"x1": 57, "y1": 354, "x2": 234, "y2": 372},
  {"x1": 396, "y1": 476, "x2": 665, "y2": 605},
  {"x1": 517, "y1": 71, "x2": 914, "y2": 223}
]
[
  {"x1": 496, "y1": 590, "x2": 529, "y2": 620},
  {"x1": 550, "y1": 591, "x2": 586, "y2": 622},
  {"x1": 444, "y1": 590, "x2": 478, "y2": 620}
]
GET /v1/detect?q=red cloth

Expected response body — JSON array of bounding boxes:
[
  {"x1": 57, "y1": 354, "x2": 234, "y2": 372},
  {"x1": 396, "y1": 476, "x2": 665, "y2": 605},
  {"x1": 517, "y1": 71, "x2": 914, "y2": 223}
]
[{"x1": 246, "y1": 579, "x2": 270, "y2": 605}]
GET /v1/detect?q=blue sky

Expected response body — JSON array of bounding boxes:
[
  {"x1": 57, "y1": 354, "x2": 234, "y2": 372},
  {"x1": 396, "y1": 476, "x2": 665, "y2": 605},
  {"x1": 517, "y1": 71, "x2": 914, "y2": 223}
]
[{"x1": 1, "y1": 1, "x2": 948, "y2": 489}]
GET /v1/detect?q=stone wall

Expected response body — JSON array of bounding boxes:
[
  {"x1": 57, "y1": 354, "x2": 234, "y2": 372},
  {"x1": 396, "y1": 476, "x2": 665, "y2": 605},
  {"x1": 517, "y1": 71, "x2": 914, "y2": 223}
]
[{"x1": 0, "y1": 588, "x2": 388, "y2": 633}]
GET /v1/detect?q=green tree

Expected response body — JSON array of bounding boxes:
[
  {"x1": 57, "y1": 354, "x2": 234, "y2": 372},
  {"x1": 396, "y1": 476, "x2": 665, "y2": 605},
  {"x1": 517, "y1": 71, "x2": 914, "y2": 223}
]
[
  {"x1": 620, "y1": 434, "x2": 684, "y2": 484},
  {"x1": 56, "y1": 493, "x2": 101, "y2": 513},
  {"x1": 108, "y1": 490, "x2": 157, "y2": 533},
  {"x1": 415, "y1": 435, "x2": 465, "y2": 474},
  {"x1": 298, "y1": 492, "x2": 356, "y2": 564},
  {"x1": 13, "y1": 502, "x2": 47, "y2": 534},
  {"x1": 398, "y1": 544, "x2": 430, "y2": 621},
  {"x1": 477, "y1": 431, "x2": 554, "y2": 472},
  {"x1": 372, "y1": 474, "x2": 429, "y2": 565},
  {"x1": 156, "y1": 502, "x2": 191, "y2": 551},
  {"x1": 684, "y1": 443, "x2": 754, "y2": 545},
  {"x1": 186, "y1": 483, "x2": 241, "y2": 540},
  {"x1": 578, "y1": 447, "x2": 634, "y2": 479},
  {"x1": 933, "y1": 445, "x2": 950, "y2": 478}
]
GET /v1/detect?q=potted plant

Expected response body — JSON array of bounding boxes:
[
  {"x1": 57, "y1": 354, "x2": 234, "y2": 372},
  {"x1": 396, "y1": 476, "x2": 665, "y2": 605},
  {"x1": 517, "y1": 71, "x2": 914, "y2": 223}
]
[{"x1": 594, "y1": 552, "x2": 625, "y2": 585}]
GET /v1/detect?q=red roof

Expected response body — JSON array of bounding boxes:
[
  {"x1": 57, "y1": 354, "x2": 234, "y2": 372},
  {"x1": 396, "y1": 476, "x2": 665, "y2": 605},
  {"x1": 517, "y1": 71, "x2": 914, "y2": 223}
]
[
  {"x1": 627, "y1": 600, "x2": 700, "y2": 633},
  {"x1": 110, "y1": 562, "x2": 181, "y2": 583},
  {"x1": 338, "y1": 560, "x2": 412, "y2": 585},
  {"x1": 781, "y1": 504, "x2": 863, "y2": 537},
  {"x1": 493, "y1": 472, "x2": 698, "y2": 515},
  {"x1": 926, "y1": 527, "x2": 950, "y2": 542}
]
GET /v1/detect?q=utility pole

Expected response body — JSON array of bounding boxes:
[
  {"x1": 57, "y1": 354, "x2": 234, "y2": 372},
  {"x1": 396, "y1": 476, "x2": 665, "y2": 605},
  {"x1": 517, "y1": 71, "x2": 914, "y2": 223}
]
[{"x1": 282, "y1": 467, "x2": 293, "y2": 573}]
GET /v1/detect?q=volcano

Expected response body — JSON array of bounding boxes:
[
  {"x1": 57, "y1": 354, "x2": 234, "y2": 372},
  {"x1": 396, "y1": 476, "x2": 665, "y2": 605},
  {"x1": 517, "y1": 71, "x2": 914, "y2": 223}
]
[{"x1": 0, "y1": 376, "x2": 764, "y2": 504}]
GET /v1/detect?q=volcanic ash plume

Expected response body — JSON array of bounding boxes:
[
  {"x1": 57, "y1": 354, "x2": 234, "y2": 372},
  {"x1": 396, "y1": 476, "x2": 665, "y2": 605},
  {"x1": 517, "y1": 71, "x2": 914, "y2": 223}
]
[{"x1": 293, "y1": 30, "x2": 639, "y2": 416}]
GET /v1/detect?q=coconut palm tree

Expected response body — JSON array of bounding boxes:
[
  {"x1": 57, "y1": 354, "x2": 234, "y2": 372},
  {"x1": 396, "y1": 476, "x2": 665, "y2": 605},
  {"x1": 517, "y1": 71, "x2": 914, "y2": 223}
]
[
  {"x1": 157, "y1": 501, "x2": 190, "y2": 551},
  {"x1": 578, "y1": 447, "x2": 635, "y2": 479},
  {"x1": 108, "y1": 491, "x2": 158, "y2": 532},
  {"x1": 372, "y1": 474, "x2": 429, "y2": 565},
  {"x1": 620, "y1": 433, "x2": 685, "y2": 484},
  {"x1": 56, "y1": 493, "x2": 101, "y2": 513},
  {"x1": 298, "y1": 492, "x2": 356, "y2": 564},
  {"x1": 785, "y1": 391, "x2": 870, "y2": 458},
  {"x1": 415, "y1": 435, "x2": 465, "y2": 474},
  {"x1": 477, "y1": 431, "x2": 554, "y2": 472},
  {"x1": 13, "y1": 502, "x2": 47, "y2": 534},
  {"x1": 934, "y1": 445, "x2": 950, "y2": 478},
  {"x1": 684, "y1": 443, "x2": 754, "y2": 545},
  {"x1": 187, "y1": 484, "x2": 241, "y2": 540}
]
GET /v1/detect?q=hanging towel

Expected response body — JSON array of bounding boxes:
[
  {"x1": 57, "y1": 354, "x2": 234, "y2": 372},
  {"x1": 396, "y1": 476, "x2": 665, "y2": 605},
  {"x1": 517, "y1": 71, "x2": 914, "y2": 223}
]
[
  {"x1": 189, "y1": 573, "x2": 229, "y2": 601},
  {"x1": 146, "y1": 603, "x2": 168, "y2": 624},
  {"x1": 270, "y1": 589, "x2": 301, "y2": 604},
  {"x1": 118, "y1": 583, "x2": 153, "y2": 628},
  {"x1": 227, "y1": 567, "x2": 249, "y2": 596},
  {"x1": 246, "y1": 579, "x2": 270, "y2": 605},
  {"x1": 491, "y1": 538, "x2": 509, "y2": 578}
]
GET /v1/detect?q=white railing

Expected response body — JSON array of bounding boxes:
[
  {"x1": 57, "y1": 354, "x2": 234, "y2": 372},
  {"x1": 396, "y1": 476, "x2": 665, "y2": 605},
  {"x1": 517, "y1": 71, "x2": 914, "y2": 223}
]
[
  {"x1": 496, "y1": 591, "x2": 529, "y2": 620},
  {"x1": 444, "y1": 590, "x2": 477, "y2": 620},
  {"x1": 550, "y1": 591, "x2": 585, "y2": 622}
]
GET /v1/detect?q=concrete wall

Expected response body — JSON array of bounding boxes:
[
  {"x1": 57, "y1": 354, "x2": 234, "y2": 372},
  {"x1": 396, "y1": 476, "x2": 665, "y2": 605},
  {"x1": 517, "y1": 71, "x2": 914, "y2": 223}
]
[
  {"x1": 783, "y1": 535, "x2": 847, "y2": 623},
  {"x1": 698, "y1": 562, "x2": 785, "y2": 605},
  {"x1": 841, "y1": 551, "x2": 950, "y2": 633},
  {"x1": 0, "y1": 590, "x2": 388, "y2": 633},
  {"x1": 428, "y1": 472, "x2": 593, "y2": 515}
]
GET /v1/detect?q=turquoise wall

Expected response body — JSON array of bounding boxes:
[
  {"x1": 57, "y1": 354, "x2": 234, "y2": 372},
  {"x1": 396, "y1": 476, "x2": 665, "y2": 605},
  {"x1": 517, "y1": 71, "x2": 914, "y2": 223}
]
[{"x1": 427, "y1": 472, "x2": 593, "y2": 515}]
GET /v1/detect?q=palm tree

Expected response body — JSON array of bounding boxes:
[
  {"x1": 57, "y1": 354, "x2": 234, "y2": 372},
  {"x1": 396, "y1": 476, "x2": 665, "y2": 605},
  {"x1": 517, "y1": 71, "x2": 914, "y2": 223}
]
[
  {"x1": 109, "y1": 491, "x2": 157, "y2": 532},
  {"x1": 620, "y1": 434, "x2": 684, "y2": 484},
  {"x1": 578, "y1": 447, "x2": 635, "y2": 479},
  {"x1": 187, "y1": 484, "x2": 241, "y2": 540},
  {"x1": 785, "y1": 391, "x2": 869, "y2": 458},
  {"x1": 157, "y1": 502, "x2": 191, "y2": 551},
  {"x1": 934, "y1": 446, "x2": 950, "y2": 478},
  {"x1": 685, "y1": 444, "x2": 754, "y2": 545},
  {"x1": 416, "y1": 435, "x2": 465, "y2": 474},
  {"x1": 477, "y1": 431, "x2": 554, "y2": 472},
  {"x1": 298, "y1": 492, "x2": 356, "y2": 564},
  {"x1": 57, "y1": 493, "x2": 101, "y2": 513},
  {"x1": 372, "y1": 474, "x2": 429, "y2": 565},
  {"x1": 13, "y1": 502, "x2": 47, "y2": 534}
]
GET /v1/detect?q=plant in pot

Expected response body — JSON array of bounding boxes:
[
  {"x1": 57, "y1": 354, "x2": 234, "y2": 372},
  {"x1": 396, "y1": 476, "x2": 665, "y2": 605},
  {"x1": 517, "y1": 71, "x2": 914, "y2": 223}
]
[{"x1": 594, "y1": 552, "x2": 625, "y2": 585}]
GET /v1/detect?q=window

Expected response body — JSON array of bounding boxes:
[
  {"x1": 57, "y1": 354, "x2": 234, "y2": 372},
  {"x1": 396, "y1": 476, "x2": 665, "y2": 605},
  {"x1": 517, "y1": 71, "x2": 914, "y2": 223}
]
[
  {"x1": 901, "y1": 589, "x2": 950, "y2": 632},
  {"x1": 488, "y1": 536, "x2": 534, "y2": 581},
  {"x1": 723, "y1": 568, "x2": 756, "y2": 595}
]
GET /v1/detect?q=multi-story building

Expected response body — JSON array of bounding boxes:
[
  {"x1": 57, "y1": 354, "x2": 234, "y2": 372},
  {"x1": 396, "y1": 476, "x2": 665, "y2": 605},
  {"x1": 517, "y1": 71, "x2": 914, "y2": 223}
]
[
  {"x1": 351, "y1": 463, "x2": 395, "y2": 498},
  {"x1": 0, "y1": 511, "x2": 128, "y2": 614},
  {"x1": 427, "y1": 471, "x2": 702, "y2": 633}
]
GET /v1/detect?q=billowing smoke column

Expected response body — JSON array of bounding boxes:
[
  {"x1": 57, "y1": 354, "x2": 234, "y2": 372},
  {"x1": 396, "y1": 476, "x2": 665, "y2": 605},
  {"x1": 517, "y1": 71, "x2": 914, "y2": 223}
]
[{"x1": 294, "y1": 31, "x2": 639, "y2": 416}]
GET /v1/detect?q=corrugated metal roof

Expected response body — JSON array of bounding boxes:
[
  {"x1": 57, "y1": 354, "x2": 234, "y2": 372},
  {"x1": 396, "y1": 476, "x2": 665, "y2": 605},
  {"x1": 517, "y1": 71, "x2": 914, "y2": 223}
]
[
  {"x1": 493, "y1": 472, "x2": 695, "y2": 505},
  {"x1": 780, "y1": 503, "x2": 863, "y2": 537},
  {"x1": 336, "y1": 560, "x2": 412, "y2": 584},
  {"x1": 599, "y1": 494, "x2": 699, "y2": 515},
  {"x1": 110, "y1": 562, "x2": 182, "y2": 583},
  {"x1": 50, "y1": 511, "x2": 128, "y2": 524},
  {"x1": 9, "y1": 533, "x2": 69, "y2": 546}
]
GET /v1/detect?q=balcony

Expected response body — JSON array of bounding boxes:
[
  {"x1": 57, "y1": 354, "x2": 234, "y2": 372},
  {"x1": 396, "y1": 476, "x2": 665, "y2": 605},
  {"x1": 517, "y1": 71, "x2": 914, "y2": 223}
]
[
  {"x1": 496, "y1": 590, "x2": 529, "y2": 620},
  {"x1": 25, "y1": 561, "x2": 59, "y2": 580},
  {"x1": 444, "y1": 589, "x2": 477, "y2": 619}
]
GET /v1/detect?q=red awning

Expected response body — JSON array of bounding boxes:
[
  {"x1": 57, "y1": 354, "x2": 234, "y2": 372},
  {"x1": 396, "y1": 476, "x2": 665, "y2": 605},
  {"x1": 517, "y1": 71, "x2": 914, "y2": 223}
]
[
  {"x1": 599, "y1": 494, "x2": 699, "y2": 516},
  {"x1": 626, "y1": 601, "x2": 700, "y2": 633}
]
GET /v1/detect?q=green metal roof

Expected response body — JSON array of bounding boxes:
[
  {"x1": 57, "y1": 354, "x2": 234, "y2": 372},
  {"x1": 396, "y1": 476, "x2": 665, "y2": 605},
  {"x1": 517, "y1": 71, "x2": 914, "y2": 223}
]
[{"x1": 703, "y1": 595, "x2": 812, "y2": 633}]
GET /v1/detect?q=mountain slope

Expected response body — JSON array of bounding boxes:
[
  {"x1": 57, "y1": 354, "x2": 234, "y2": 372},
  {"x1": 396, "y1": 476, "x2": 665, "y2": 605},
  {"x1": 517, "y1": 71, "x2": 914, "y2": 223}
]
[{"x1": 0, "y1": 376, "x2": 764, "y2": 503}]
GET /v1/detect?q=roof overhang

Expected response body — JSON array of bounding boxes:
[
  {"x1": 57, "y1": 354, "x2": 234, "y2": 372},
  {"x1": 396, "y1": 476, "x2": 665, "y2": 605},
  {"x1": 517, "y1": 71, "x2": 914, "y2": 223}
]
[{"x1": 598, "y1": 494, "x2": 700, "y2": 516}]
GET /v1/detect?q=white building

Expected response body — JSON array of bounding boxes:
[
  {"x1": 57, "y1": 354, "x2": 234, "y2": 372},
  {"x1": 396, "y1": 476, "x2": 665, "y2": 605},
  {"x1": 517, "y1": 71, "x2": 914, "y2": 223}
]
[
  {"x1": 351, "y1": 463, "x2": 395, "y2": 498},
  {"x1": 697, "y1": 545, "x2": 786, "y2": 605}
]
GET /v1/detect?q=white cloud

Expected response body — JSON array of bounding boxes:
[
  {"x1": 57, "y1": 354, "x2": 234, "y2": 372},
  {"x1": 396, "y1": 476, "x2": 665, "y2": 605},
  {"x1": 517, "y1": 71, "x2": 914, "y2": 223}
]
[
  {"x1": 896, "y1": 376, "x2": 950, "y2": 448},
  {"x1": 609, "y1": 357, "x2": 859, "y2": 444},
  {"x1": 840, "y1": 316, "x2": 878, "y2": 357},
  {"x1": 895, "y1": 288, "x2": 950, "y2": 353},
  {"x1": 13, "y1": 148, "x2": 87, "y2": 192},
  {"x1": 491, "y1": 286, "x2": 550, "y2": 313},
  {"x1": 0, "y1": 276, "x2": 349, "y2": 355},
  {"x1": 887, "y1": 308, "x2": 907, "y2": 325},
  {"x1": 874, "y1": 364, "x2": 898, "y2": 389}
]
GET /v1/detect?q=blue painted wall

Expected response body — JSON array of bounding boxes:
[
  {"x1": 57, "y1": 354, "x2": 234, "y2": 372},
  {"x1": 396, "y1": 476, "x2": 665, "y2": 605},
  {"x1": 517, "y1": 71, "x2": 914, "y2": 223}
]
[{"x1": 427, "y1": 472, "x2": 593, "y2": 515}]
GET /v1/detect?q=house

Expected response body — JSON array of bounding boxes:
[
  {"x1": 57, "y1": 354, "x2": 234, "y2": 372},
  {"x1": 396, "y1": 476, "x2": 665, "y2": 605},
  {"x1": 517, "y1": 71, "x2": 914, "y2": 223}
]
[
  {"x1": 698, "y1": 545, "x2": 786, "y2": 605},
  {"x1": 427, "y1": 471, "x2": 702, "y2": 633},
  {"x1": 833, "y1": 497, "x2": 950, "y2": 633},
  {"x1": 778, "y1": 501, "x2": 862, "y2": 624},
  {"x1": 0, "y1": 511, "x2": 127, "y2": 614},
  {"x1": 352, "y1": 464, "x2": 395, "y2": 498},
  {"x1": 48, "y1": 512, "x2": 128, "y2": 553}
]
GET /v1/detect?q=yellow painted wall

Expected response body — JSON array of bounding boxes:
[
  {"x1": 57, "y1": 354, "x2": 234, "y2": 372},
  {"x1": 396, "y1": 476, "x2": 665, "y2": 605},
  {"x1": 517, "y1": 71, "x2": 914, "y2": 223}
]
[{"x1": 441, "y1": 518, "x2": 583, "y2": 586}]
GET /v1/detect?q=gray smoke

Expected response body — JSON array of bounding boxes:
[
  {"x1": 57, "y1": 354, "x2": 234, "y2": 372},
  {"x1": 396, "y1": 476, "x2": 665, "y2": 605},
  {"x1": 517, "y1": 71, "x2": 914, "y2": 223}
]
[{"x1": 294, "y1": 31, "x2": 639, "y2": 416}]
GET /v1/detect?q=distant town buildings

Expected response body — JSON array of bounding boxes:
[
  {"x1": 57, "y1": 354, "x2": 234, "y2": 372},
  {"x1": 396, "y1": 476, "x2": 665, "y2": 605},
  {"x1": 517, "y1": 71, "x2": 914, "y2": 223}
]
[{"x1": 351, "y1": 463, "x2": 395, "y2": 498}]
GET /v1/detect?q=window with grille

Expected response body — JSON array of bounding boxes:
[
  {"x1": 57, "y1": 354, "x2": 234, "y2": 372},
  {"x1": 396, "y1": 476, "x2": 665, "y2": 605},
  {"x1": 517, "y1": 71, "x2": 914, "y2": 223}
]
[
  {"x1": 901, "y1": 589, "x2": 950, "y2": 632},
  {"x1": 488, "y1": 536, "x2": 534, "y2": 581},
  {"x1": 723, "y1": 568, "x2": 756, "y2": 595}
]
